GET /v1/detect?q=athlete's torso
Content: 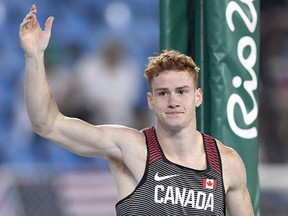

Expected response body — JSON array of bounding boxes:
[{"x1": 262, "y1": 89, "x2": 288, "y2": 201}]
[{"x1": 116, "y1": 127, "x2": 226, "y2": 215}]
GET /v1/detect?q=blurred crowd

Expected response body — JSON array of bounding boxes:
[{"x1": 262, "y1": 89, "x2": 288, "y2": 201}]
[
  {"x1": 0, "y1": 0, "x2": 159, "y2": 168},
  {"x1": 259, "y1": 0, "x2": 288, "y2": 163},
  {"x1": 1, "y1": 0, "x2": 288, "y2": 170}
]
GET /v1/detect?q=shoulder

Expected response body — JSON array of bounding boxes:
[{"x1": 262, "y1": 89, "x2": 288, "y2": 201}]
[
  {"x1": 107, "y1": 126, "x2": 148, "y2": 181},
  {"x1": 111, "y1": 125, "x2": 148, "y2": 159},
  {"x1": 216, "y1": 140, "x2": 245, "y2": 173},
  {"x1": 215, "y1": 139, "x2": 247, "y2": 191},
  {"x1": 88, "y1": 124, "x2": 147, "y2": 161},
  {"x1": 202, "y1": 133, "x2": 243, "y2": 167},
  {"x1": 101, "y1": 125, "x2": 146, "y2": 148},
  {"x1": 102, "y1": 125, "x2": 147, "y2": 170}
]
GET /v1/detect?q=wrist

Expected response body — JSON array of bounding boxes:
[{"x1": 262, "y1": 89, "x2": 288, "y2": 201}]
[{"x1": 25, "y1": 51, "x2": 45, "y2": 59}]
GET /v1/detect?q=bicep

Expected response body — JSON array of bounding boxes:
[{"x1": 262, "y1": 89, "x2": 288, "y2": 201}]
[
  {"x1": 226, "y1": 184, "x2": 254, "y2": 216},
  {"x1": 43, "y1": 114, "x2": 123, "y2": 158}
]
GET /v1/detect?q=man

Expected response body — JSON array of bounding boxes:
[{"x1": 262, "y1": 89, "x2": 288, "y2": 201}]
[{"x1": 19, "y1": 5, "x2": 254, "y2": 215}]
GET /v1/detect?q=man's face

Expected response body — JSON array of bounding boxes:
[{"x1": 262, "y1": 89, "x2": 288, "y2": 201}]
[{"x1": 147, "y1": 70, "x2": 202, "y2": 131}]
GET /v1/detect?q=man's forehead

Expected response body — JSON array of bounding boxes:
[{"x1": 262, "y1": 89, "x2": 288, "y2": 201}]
[
  {"x1": 152, "y1": 71, "x2": 193, "y2": 85},
  {"x1": 151, "y1": 82, "x2": 194, "y2": 94}
]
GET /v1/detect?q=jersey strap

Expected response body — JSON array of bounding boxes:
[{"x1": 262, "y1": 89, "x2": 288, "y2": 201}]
[
  {"x1": 143, "y1": 127, "x2": 162, "y2": 164},
  {"x1": 203, "y1": 133, "x2": 222, "y2": 174}
]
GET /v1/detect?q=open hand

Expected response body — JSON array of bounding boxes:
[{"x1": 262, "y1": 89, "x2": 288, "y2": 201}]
[{"x1": 19, "y1": 5, "x2": 54, "y2": 57}]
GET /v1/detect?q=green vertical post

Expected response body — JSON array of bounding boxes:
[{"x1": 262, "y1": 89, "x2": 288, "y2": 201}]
[
  {"x1": 160, "y1": 0, "x2": 191, "y2": 54},
  {"x1": 193, "y1": 0, "x2": 209, "y2": 133},
  {"x1": 202, "y1": 1, "x2": 260, "y2": 215}
]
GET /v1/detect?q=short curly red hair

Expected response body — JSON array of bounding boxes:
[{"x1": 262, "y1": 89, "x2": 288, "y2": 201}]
[{"x1": 144, "y1": 50, "x2": 199, "y2": 90}]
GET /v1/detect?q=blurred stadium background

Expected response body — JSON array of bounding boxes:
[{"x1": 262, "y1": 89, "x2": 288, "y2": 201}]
[{"x1": 0, "y1": 0, "x2": 287, "y2": 215}]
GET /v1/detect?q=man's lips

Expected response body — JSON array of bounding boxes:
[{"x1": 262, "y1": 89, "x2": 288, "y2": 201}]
[{"x1": 165, "y1": 111, "x2": 184, "y2": 115}]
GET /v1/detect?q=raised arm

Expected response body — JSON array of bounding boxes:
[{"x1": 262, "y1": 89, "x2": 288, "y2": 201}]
[
  {"x1": 19, "y1": 5, "x2": 61, "y2": 138},
  {"x1": 19, "y1": 5, "x2": 141, "y2": 160}
]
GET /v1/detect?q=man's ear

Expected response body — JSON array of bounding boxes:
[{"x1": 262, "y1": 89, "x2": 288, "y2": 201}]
[
  {"x1": 195, "y1": 88, "x2": 203, "y2": 107},
  {"x1": 147, "y1": 91, "x2": 155, "y2": 110}
]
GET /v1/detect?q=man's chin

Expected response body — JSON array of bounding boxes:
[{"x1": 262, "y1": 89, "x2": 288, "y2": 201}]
[{"x1": 164, "y1": 122, "x2": 185, "y2": 132}]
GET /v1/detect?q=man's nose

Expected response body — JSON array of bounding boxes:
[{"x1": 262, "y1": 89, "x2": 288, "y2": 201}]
[{"x1": 168, "y1": 93, "x2": 180, "y2": 108}]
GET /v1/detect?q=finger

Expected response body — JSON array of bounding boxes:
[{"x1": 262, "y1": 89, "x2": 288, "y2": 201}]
[
  {"x1": 23, "y1": 12, "x2": 34, "y2": 22},
  {"x1": 21, "y1": 14, "x2": 37, "y2": 30},
  {"x1": 25, "y1": 5, "x2": 37, "y2": 21},
  {"x1": 30, "y1": 4, "x2": 37, "y2": 14},
  {"x1": 44, "y1": 16, "x2": 54, "y2": 34},
  {"x1": 20, "y1": 19, "x2": 30, "y2": 29},
  {"x1": 20, "y1": 15, "x2": 32, "y2": 29},
  {"x1": 20, "y1": 5, "x2": 38, "y2": 31},
  {"x1": 24, "y1": 5, "x2": 36, "y2": 20}
]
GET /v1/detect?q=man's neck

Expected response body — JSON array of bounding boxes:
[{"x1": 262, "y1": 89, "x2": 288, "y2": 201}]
[
  {"x1": 155, "y1": 125, "x2": 203, "y2": 157},
  {"x1": 154, "y1": 125, "x2": 206, "y2": 169}
]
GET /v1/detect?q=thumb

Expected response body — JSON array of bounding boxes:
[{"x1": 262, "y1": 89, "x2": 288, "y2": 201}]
[{"x1": 44, "y1": 16, "x2": 54, "y2": 34}]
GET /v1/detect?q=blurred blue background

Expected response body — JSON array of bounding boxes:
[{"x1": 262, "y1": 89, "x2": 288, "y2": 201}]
[
  {"x1": 0, "y1": 1, "x2": 159, "y2": 215},
  {"x1": 0, "y1": 0, "x2": 159, "y2": 169},
  {"x1": 0, "y1": 0, "x2": 288, "y2": 215}
]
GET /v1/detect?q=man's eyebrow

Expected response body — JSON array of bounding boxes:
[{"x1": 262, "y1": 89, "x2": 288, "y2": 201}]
[
  {"x1": 176, "y1": 85, "x2": 191, "y2": 90},
  {"x1": 155, "y1": 88, "x2": 169, "y2": 92},
  {"x1": 155, "y1": 86, "x2": 191, "y2": 91}
]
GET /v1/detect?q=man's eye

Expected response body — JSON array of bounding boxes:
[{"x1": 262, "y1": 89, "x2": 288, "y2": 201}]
[
  {"x1": 178, "y1": 90, "x2": 187, "y2": 94},
  {"x1": 158, "y1": 92, "x2": 168, "y2": 96}
]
